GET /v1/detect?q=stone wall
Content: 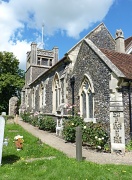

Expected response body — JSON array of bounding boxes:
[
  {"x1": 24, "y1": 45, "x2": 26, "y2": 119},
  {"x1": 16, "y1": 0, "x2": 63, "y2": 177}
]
[
  {"x1": 71, "y1": 41, "x2": 111, "y2": 129},
  {"x1": 25, "y1": 66, "x2": 49, "y2": 85},
  {"x1": 87, "y1": 24, "x2": 115, "y2": 50},
  {"x1": 31, "y1": 66, "x2": 49, "y2": 82},
  {"x1": 122, "y1": 86, "x2": 132, "y2": 143},
  {"x1": 27, "y1": 62, "x2": 68, "y2": 114}
]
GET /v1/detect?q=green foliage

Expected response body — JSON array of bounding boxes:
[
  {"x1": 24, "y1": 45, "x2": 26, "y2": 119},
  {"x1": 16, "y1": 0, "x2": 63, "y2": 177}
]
[
  {"x1": 126, "y1": 140, "x2": 132, "y2": 151},
  {"x1": 82, "y1": 122, "x2": 109, "y2": 150},
  {"x1": 63, "y1": 116, "x2": 85, "y2": 142},
  {"x1": 63, "y1": 116, "x2": 109, "y2": 150},
  {"x1": 2, "y1": 115, "x2": 14, "y2": 121},
  {"x1": 0, "y1": 51, "x2": 25, "y2": 113},
  {"x1": 20, "y1": 112, "x2": 32, "y2": 123},
  {"x1": 31, "y1": 116, "x2": 39, "y2": 127},
  {"x1": 2, "y1": 123, "x2": 132, "y2": 180},
  {"x1": 38, "y1": 115, "x2": 56, "y2": 132},
  {"x1": 20, "y1": 112, "x2": 109, "y2": 151},
  {"x1": 20, "y1": 112, "x2": 56, "y2": 132}
]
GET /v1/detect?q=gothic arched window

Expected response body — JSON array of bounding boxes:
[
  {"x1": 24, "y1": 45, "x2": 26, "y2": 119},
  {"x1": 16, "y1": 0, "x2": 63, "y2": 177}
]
[
  {"x1": 80, "y1": 75, "x2": 94, "y2": 121},
  {"x1": 39, "y1": 83, "x2": 46, "y2": 109},
  {"x1": 52, "y1": 73, "x2": 61, "y2": 113},
  {"x1": 32, "y1": 88, "x2": 35, "y2": 109}
]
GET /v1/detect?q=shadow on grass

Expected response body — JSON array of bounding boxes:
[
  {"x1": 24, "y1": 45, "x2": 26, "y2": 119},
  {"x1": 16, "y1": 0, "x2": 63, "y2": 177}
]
[{"x1": 2, "y1": 155, "x2": 20, "y2": 165}]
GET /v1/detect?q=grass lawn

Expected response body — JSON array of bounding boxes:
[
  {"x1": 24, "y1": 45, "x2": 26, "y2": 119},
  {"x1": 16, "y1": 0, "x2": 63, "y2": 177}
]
[{"x1": 0, "y1": 123, "x2": 132, "y2": 180}]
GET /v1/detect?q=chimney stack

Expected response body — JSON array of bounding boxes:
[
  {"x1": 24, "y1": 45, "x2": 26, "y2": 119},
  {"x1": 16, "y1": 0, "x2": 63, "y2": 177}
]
[{"x1": 115, "y1": 29, "x2": 125, "y2": 53}]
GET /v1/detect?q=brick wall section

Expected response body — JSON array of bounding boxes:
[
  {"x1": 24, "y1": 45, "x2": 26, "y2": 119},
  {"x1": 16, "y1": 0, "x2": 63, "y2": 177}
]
[{"x1": 70, "y1": 41, "x2": 111, "y2": 130}]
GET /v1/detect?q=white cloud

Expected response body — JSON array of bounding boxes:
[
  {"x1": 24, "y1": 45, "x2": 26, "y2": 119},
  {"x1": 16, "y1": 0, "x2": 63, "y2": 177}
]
[
  {"x1": 0, "y1": 0, "x2": 115, "y2": 70},
  {"x1": 9, "y1": 40, "x2": 31, "y2": 70}
]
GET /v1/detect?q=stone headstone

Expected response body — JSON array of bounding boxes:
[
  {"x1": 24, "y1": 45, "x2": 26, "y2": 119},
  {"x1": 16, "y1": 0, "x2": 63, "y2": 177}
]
[
  {"x1": 1, "y1": 112, "x2": 6, "y2": 116},
  {"x1": 0, "y1": 116, "x2": 5, "y2": 166},
  {"x1": 9, "y1": 96, "x2": 19, "y2": 116}
]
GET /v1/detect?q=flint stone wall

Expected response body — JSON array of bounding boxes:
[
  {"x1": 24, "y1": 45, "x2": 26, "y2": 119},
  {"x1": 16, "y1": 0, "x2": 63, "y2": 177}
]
[
  {"x1": 28, "y1": 62, "x2": 67, "y2": 114},
  {"x1": 71, "y1": 41, "x2": 111, "y2": 132}
]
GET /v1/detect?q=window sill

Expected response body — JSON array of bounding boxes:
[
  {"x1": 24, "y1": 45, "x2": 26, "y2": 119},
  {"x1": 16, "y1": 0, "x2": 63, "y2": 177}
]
[{"x1": 84, "y1": 118, "x2": 96, "y2": 123}]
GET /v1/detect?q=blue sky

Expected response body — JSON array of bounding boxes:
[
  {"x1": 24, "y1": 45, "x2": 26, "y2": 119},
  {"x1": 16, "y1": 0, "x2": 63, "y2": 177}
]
[{"x1": 0, "y1": 0, "x2": 132, "y2": 70}]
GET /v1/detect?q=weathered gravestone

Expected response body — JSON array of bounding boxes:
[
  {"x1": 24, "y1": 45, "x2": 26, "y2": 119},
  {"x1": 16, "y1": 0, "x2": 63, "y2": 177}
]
[
  {"x1": 9, "y1": 97, "x2": 19, "y2": 116},
  {"x1": 0, "y1": 116, "x2": 5, "y2": 166}
]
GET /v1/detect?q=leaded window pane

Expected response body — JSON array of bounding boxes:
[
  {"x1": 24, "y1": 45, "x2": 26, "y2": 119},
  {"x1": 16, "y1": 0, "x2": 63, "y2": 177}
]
[
  {"x1": 89, "y1": 91, "x2": 93, "y2": 118},
  {"x1": 43, "y1": 88, "x2": 45, "y2": 105},
  {"x1": 56, "y1": 89, "x2": 58, "y2": 109},
  {"x1": 85, "y1": 82, "x2": 89, "y2": 90},
  {"x1": 82, "y1": 91, "x2": 86, "y2": 118}
]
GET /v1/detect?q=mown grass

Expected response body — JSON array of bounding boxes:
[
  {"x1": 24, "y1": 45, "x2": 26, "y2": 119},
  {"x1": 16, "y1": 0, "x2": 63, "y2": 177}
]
[{"x1": 0, "y1": 123, "x2": 132, "y2": 180}]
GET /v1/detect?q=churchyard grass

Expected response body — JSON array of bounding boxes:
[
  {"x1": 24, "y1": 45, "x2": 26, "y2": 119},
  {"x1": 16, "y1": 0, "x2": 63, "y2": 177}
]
[{"x1": 0, "y1": 123, "x2": 132, "y2": 180}]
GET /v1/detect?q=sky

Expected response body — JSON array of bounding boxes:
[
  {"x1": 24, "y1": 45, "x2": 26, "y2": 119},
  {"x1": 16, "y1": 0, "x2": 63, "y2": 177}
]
[{"x1": 0, "y1": 0, "x2": 132, "y2": 70}]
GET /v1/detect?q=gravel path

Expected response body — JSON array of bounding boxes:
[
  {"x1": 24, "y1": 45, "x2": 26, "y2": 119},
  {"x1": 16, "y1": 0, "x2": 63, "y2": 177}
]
[{"x1": 17, "y1": 118, "x2": 132, "y2": 165}]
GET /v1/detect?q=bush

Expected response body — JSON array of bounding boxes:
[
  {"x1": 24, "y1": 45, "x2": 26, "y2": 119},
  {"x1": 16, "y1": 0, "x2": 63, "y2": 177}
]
[
  {"x1": 38, "y1": 115, "x2": 56, "y2": 132},
  {"x1": 82, "y1": 122, "x2": 108, "y2": 150},
  {"x1": 63, "y1": 116, "x2": 109, "y2": 151},
  {"x1": 31, "y1": 116, "x2": 39, "y2": 127},
  {"x1": 62, "y1": 116, "x2": 86, "y2": 142},
  {"x1": 20, "y1": 112, "x2": 32, "y2": 123}
]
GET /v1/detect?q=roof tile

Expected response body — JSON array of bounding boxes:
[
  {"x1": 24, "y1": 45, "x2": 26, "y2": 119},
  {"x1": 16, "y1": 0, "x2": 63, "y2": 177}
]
[{"x1": 100, "y1": 48, "x2": 132, "y2": 79}]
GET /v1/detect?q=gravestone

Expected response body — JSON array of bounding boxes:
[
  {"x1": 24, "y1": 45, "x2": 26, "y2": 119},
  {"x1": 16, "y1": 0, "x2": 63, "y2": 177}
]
[
  {"x1": 9, "y1": 96, "x2": 19, "y2": 116},
  {"x1": 0, "y1": 116, "x2": 5, "y2": 166}
]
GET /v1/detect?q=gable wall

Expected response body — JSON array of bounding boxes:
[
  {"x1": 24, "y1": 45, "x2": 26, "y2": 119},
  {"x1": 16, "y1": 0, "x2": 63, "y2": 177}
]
[
  {"x1": 87, "y1": 24, "x2": 115, "y2": 50},
  {"x1": 71, "y1": 41, "x2": 111, "y2": 131}
]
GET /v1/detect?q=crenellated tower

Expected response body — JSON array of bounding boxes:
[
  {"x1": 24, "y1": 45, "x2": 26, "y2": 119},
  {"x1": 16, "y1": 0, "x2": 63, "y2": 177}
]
[{"x1": 25, "y1": 43, "x2": 59, "y2": 85}]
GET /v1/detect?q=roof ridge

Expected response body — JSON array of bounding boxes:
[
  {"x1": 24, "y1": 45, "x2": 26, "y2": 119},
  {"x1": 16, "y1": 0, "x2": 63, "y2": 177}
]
[{"x1": 100, "y1": 48, "x2": 132, "y2": 56}]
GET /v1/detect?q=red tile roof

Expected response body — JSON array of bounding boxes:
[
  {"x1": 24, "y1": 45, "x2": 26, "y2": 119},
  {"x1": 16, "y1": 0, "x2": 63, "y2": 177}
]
[
  {"x1": 100, "y1": 48, "x2": 132, "y2": 79},
  {"x1": 125, "y1": 37, "x2": 132, "y2": 48}
]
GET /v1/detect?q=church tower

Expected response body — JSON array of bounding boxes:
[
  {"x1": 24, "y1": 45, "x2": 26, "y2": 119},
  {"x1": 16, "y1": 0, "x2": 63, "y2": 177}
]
[{"x1": 25, "y1": 43, "x2": 59, "y2": 85}]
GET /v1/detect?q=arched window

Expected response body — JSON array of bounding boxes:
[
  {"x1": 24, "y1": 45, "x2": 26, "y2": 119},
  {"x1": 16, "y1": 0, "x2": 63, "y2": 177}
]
[
  {"x1": 52, "y1": 73, "x2": 61, "y2": 113},
  {"x1": 39, "y1": 83, "x2": 46, "y2": 109},
  {"x1": 79, "y1": 75, "x2": 94, "y2": 121},
  {"x1": 42, "y1": 86, "x2": 46, "y2": 107},
  {"x1": 32, "y1": 88, "x2": 35, "y2": 109},
  {"x1": 39, "y1": 85, "x2": 42, "y2": 108}
]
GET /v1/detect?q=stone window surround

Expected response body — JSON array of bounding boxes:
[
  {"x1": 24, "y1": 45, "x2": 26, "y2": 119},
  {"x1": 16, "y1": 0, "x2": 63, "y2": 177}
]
[
  {"x1": 39, "y1": 83, "x2": 46, "y2": 109},
  {"x1": 52, "y1": 72, "x2": 61, "y2": 114},
  {"x1": 37, "y1": 56, "x2": 52, "y2": 66},
  {"x1": 79, "y1": 74, "x2": 96, "y2": 123},
  {"x1": 32, "y1": 87, "x2": 36, "y2": 109}
]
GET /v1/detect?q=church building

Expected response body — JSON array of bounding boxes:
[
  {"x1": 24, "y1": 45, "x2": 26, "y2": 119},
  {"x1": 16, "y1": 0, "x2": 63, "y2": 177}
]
[{"x1": 20, "y1": 23, "x2": 132, "y2": 153}]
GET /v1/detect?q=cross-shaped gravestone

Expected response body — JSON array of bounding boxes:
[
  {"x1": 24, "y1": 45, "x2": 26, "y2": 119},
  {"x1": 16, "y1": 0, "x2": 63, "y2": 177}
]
[{"x1": 0, "y1": 116, "x2": 5, "y2": 166}]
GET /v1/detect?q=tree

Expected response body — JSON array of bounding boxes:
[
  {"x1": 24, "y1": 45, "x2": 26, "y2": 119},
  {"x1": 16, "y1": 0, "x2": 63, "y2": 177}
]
[{"x1": 0, "y1": 51, "x2": 25, "y2": 114}]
